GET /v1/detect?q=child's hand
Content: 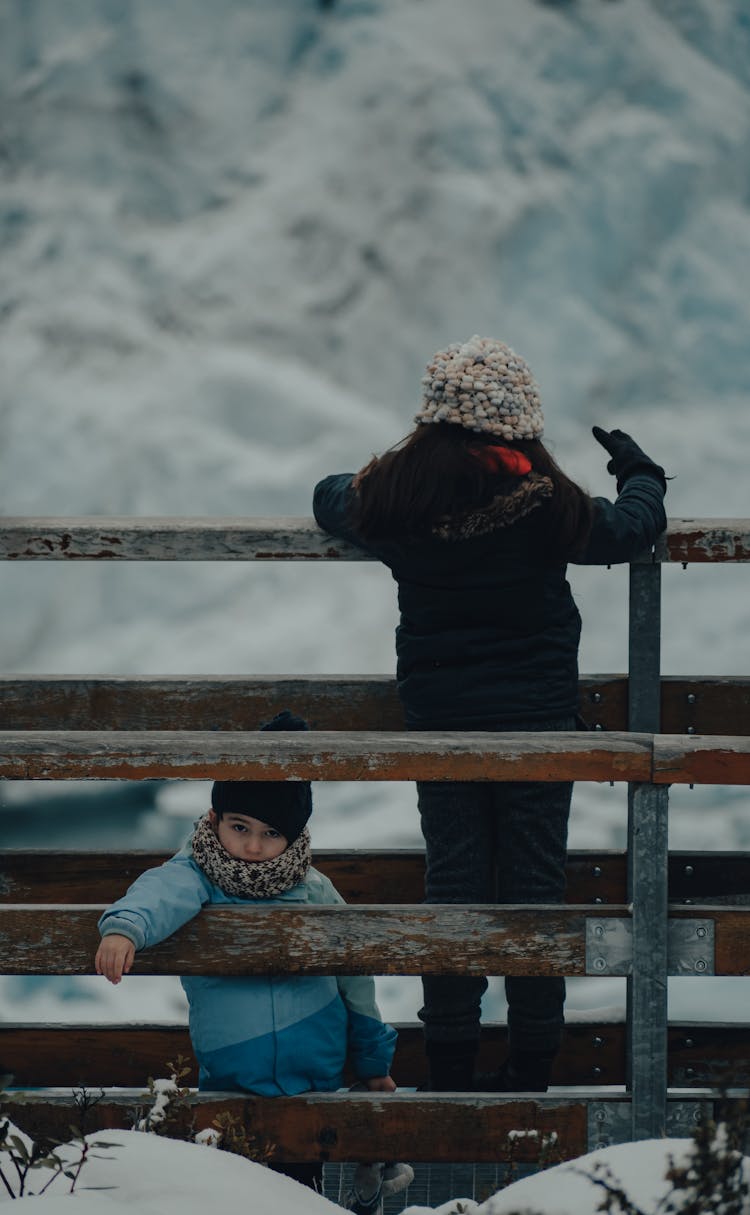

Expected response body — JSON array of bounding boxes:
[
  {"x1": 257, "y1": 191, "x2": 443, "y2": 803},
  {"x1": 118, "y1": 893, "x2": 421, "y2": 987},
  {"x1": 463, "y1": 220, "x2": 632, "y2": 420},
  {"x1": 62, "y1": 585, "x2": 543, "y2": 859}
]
[
  {"x1": 95, "y1": 934, "x2": 135, "y2": 984},
  {"x1": 364, "y1": 1075, "x2": 397, "y2": 1092}
]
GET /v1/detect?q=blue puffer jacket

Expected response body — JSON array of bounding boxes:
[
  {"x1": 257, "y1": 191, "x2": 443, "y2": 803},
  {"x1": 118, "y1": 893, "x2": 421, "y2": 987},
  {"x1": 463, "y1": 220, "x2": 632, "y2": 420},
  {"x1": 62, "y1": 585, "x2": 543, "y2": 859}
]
[
  {"x1": 98, "y1": 845, "x2": 397, "y2": 1097},
  {"x1": 313, "y1": 470, "x2": 666, "y2": 728}
]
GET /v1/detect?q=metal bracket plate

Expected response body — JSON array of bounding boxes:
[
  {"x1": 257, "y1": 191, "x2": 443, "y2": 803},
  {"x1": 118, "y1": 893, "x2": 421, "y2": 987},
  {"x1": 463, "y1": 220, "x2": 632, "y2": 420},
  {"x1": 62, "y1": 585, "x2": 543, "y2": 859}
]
[
  {"x1": 588, "y1": 1101, "x2": 631, "y2": 1150},
  {"x1": 587, "y1": 1101, "x2": 712, "y2": 1151},
  {"x1": 586, "y1": 917, "x2": 632, "y2": 976},
  {"x1": 586, "y1": 917, "x2": 715, "y2": 976},
  {"x1": 668, "y1": 919, "x2": 715, "y2": 976}
]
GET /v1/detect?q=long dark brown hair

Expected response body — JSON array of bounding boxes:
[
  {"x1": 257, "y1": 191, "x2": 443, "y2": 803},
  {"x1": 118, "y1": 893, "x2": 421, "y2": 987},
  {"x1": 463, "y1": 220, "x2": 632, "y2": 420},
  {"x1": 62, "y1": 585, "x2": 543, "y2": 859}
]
[{"x1": 350, "y1": 423, "x2": 593, "y2": 558}]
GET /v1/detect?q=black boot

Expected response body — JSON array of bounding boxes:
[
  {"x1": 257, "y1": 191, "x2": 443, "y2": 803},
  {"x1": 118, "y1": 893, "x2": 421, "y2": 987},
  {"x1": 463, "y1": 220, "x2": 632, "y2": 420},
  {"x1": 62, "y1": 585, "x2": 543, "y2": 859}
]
[
  {"x1": 424, "y1": 1041, "x2": 478, "y2": 1091},
  {"x1": 475, "y1": 1049, "x2": 555, "y2": 1093}
]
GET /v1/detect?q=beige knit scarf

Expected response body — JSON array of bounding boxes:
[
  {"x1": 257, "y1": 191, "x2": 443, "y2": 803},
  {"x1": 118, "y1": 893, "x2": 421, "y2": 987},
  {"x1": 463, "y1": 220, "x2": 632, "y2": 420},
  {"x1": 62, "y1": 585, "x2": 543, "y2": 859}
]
[{"x1": 191, "y1": 813, "x2": 312, "y2": 899}]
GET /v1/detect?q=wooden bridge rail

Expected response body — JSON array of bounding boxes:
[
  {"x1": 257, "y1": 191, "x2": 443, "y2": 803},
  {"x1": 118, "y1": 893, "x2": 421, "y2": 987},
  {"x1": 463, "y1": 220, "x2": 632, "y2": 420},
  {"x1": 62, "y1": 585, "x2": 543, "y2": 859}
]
[
  {"x1": 3, "y1": 1020, "x2": 744, "y2": 1091},
  {"x1": 2, "y1": 515, "x2": 748, "y2": 1160},
  {"x1": 0, "y1": 516, "x2": 748, "y2": 562},
  {"x1": 2, "y1": 902, "x2": 749, "y2": 978},
  {"x1": 1, "y1": 729, "x2": 750, "y2": 784},
  {"x1": 2, "y1": 674, "x2": 749, "y2": 736},
  {"x1": 5, "y1": 847, "x2": 750, "y2": 905}
]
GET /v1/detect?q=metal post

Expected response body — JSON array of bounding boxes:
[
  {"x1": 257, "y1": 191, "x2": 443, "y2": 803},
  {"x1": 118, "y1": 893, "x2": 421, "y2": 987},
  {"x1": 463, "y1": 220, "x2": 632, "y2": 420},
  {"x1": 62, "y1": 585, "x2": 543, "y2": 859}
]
[{"x1": 627, "y1": 560, "x2": 669, "y2": 1140}]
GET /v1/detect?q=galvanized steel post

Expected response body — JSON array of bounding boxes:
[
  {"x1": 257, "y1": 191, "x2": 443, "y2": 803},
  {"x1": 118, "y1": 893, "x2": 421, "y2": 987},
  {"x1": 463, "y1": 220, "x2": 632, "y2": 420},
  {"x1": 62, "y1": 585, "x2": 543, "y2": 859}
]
[{"x1": 627, "y1": 560, "x2": 669, "y2": 1140}]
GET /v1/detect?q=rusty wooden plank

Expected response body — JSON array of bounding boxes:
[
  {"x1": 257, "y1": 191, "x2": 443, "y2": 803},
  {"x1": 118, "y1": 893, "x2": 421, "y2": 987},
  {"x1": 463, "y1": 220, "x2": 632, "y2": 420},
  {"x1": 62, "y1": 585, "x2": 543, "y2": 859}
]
[
  {"x1": 1, "y1": 1089, "x2": 591, "y2": 1163},
  {"x1": 0, "y1": 1020, "x2": 626, "y2": 1089},
  {"x1": 1, "y1": 517, "x2": 747, "y2": 562},
  {"x1": 668, "y1": 853, "x2": 750, "y2": 904},
  {"x1": 5, "y1": 1020, "x2": 748, "y2": 1090},
  {"x1": 0, "y1": 850, "x2": 432, "y2": 906},
  {"x1": 8, "y1": 849, "x2": 750, "y2": 906},
  {"x1": 0, "y1": 674, "x2": 398, "y2": 731},
  {"x1": 0, "y1": 674, "x2": 625, "y2": 732},
  {"x1": 658, "y1": 520, "x2": 750, "y2": 563},
  {"x1": 3, "y1": 675, "x2": 747, "y2": 735},
  {"x1": 0, "y1": 728, "x2": 654, "y2": 782},
  {"x1": 667, "y1": 1024, "x2": 750, "y2": 1086},
  {"x1": 0, "y1": 675, "x2": 407, "y2": 732},
  {"x1": 0, "y1": 518, "x2": 366, "y2": 562},
  {"x1": 660, "y1": 678, "x2": 750, "y2": 736},
  {"x1": 0, "y1": 848, "x2": 628, "y2": 905},
  {"x1": 0, "y1": 904, "x2": 622, "y2": 976},
  {"x1": 653, "y1": 736, "x2": 750, "y2": 785}
]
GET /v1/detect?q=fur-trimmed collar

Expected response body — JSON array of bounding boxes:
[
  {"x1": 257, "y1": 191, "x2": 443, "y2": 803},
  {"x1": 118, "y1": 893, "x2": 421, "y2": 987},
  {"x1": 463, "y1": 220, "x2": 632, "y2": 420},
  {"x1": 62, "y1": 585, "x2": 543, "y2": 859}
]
[{"x1": 433, "y1": 473, "x2": 553, "y2": 541}]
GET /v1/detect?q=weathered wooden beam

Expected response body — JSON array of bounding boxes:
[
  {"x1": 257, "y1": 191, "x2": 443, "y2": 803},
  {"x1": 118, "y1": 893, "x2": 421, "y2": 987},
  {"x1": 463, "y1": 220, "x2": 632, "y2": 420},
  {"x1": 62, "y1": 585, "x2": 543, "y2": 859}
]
[
  {"x1": 657, "y1": 520, "x2": 750, "y2": 563},
  {"x1": 2, "y1": 675, "x2": 747, "y2": 735},
  {"x1": 5, "y1": 1021, "x2": 745, "y2": 1089},
  {"x1": 0, "y1": 517, "x2": 747, "y2": 562},
  {"x1": 0, "y1": 728, "x2": 653, "y2": 782},
  {"x1": 0, "y1": 674, "x2": 410, "y2": 732},
  {"x1": 0, "y1": 848, "x2": 624, "y2": 905},
  {"x1": 6, "y1": 903, "x2": 749, "y2": 976},
  {"x1": 1, "y1": 1090, "x2": 594, "y2": 1163},
  {"x1": 2, "y1": 1020, "x2": 627, "y2": 1089},
  {"x1": 0, "y1": 904, "x2": 623, "y2": 976},
  {"x1": 653, "y1": 735, "x2": 750, "y2": 785},
  {"x1": 5, "y1": 849, "x2": 750, "y2": 907},
  {"x1": 0, "y1": 518, "x2": 365, "y2": 562}
]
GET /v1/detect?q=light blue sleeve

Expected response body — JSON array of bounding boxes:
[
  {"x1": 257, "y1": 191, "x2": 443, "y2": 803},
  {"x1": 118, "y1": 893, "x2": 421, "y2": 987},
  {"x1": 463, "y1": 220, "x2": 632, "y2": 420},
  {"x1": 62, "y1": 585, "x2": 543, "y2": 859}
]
[{"x1": 97, "y1": 855, "x2": 213, "y2": 952}]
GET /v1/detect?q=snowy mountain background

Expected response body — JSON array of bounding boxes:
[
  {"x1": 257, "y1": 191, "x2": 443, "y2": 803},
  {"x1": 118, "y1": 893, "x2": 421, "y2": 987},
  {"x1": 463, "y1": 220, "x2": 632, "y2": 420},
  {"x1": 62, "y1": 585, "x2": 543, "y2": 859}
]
[{"x1": 1, "y1": 0, "x2": 749, "y2": 1027}]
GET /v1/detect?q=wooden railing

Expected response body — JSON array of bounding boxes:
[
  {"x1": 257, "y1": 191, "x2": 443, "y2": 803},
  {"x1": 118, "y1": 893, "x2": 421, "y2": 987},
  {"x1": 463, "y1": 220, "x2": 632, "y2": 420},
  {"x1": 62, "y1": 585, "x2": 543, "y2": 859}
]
[{"x1": 1, "y1": 517, "x2": 749, "y2": 1168}]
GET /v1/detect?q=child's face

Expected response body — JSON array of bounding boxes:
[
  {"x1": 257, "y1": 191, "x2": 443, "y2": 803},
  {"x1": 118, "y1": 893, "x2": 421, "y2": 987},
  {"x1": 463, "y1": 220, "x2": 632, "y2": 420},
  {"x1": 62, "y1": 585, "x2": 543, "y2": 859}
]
[{"x1": 209, "y1": 810, "x2": 288, "y2": 862}]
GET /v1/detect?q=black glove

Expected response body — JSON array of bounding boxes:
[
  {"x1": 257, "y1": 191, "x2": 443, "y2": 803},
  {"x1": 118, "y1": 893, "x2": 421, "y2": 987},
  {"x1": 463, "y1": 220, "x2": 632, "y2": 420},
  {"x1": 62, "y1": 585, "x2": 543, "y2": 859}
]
[{"x1": 592, "y1": 426, "x2": 667, "y2": 493}]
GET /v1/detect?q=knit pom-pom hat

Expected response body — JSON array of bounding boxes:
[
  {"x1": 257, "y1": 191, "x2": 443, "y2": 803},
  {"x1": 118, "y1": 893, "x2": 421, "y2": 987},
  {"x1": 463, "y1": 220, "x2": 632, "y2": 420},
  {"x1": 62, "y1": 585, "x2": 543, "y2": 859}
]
[{"x1": 415, "y1": 335, "x2": 544, "y2": 441}]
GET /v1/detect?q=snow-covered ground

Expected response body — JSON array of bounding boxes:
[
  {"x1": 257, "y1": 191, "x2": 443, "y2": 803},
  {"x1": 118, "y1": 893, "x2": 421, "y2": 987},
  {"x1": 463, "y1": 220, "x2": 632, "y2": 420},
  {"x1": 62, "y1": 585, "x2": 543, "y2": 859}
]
[{"x1": 2, "y1": 1125, "x2": 745, "y2": 1215}]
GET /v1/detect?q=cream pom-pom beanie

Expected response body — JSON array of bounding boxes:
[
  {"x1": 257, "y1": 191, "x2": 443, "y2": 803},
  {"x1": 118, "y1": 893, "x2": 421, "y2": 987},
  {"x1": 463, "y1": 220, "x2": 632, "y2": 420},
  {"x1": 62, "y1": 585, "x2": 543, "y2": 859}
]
[{"x1": 415, "y1": 335, "x2": 544, "y2": 441}]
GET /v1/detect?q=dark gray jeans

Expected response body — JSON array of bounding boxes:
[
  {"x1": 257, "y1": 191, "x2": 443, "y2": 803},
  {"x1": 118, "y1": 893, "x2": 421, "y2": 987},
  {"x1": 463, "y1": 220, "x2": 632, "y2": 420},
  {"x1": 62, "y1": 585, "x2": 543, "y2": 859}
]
[{"x1": 416, "y1": 716, "x2": 576, "y2": 1057}]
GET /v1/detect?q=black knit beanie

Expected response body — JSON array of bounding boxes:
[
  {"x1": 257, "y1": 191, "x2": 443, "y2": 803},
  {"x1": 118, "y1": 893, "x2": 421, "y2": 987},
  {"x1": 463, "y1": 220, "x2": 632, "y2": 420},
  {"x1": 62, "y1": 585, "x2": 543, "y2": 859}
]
[{"x1": 210, "y1": 710, "x2": 312, "y2": 844}]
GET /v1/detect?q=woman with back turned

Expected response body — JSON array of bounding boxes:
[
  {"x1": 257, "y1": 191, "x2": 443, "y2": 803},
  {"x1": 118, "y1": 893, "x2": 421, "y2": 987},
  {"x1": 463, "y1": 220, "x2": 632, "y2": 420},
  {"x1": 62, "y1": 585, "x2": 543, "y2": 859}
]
[{"x1": 313, "y1": 335, "x2": 667, "y2": 1094}]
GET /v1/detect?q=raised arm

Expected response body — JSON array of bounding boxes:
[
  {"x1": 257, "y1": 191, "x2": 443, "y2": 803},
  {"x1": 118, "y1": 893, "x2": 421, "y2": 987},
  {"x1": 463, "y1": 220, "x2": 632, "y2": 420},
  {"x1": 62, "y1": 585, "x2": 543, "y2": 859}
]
[{"x1": 576, "y1": 427, "x2": 668, "y2": 565}]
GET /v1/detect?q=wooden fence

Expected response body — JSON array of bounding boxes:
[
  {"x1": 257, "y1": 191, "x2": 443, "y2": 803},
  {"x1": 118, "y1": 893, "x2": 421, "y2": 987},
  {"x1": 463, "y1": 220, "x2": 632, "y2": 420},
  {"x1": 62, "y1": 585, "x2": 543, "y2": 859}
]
[{"x1": 1, "y1": 517, "x2": 749, "y2": 1169}]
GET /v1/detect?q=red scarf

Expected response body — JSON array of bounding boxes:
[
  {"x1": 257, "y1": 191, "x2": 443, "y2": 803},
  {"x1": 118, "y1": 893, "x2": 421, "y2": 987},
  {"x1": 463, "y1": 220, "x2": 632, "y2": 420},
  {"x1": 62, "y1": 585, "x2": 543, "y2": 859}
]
[{"x1": 471, "y1": 445, "x2": 532, "y2": 476}]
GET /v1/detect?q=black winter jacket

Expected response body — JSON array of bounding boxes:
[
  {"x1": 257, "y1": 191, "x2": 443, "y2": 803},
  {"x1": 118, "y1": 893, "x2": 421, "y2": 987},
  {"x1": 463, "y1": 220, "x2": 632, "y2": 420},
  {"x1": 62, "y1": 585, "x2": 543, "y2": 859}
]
[{"x1": 312, "y1": 471, "x2": 666, "y2": 729}]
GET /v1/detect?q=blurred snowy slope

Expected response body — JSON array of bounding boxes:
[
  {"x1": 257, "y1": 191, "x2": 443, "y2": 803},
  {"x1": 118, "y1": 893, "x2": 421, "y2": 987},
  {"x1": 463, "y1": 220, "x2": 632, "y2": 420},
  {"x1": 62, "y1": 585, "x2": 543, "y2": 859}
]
[{"x1": 1, "y1": 0, "x2": 749, "y2": 675}]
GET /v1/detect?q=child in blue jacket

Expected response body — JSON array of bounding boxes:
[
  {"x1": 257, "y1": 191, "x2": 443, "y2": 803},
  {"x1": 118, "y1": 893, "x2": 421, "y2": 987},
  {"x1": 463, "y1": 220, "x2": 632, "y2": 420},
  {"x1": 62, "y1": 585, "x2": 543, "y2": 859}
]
[{"x1": 96, "y1": 711, "x2": 408, "y2": 1207}]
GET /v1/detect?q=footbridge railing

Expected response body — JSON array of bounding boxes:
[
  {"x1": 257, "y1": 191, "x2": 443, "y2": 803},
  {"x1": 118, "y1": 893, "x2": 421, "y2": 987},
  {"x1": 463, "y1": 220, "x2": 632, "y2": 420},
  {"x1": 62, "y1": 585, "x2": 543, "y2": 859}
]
[{"x1": 0, "y1": 516, "x2": 749, "y2": 1171}]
